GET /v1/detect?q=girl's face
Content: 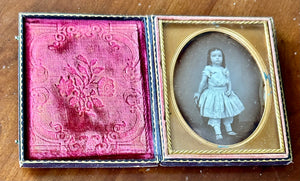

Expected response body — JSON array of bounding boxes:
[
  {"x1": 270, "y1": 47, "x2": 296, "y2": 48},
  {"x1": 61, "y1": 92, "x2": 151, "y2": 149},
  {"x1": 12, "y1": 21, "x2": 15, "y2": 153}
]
[{"x1": 210, "y1": 50, "x2": 223, "y2": 66}]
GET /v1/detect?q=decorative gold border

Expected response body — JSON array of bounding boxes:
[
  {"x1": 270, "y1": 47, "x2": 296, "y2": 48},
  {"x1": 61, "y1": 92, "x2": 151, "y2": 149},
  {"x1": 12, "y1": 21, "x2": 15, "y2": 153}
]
[
  {"x1": 18, "y1": 12, "x2": 159, "y2": 166},
  {"x1": 170, "y1": 27, "x2": 271, "y2": 149},
  {"x1": 268, "y1": 18, "x2": 293, "y2": 161},
  {"x1": 158, "y1": 19, "x2": 286, "y2": 155}
]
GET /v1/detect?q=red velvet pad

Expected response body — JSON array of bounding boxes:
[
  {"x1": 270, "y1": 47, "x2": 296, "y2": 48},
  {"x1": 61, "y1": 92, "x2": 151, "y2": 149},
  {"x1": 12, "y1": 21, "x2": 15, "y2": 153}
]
[{"x1": 25, "y1": 18, "x2": 154, "y2": 160}]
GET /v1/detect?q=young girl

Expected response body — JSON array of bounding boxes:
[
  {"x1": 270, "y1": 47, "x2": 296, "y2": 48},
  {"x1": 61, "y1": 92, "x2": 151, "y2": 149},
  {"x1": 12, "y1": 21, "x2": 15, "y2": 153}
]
[{"x1": 194, "y1": 48, "x2": 244, "y2": 140}]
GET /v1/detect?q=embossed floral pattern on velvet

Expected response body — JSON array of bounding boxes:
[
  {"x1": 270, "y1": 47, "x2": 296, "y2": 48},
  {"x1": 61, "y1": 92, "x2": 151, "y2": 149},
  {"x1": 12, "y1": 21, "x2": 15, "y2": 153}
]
[
  {"x1": 57, "y1": 55, "x2": 108, "y2": 115},
  {"x1": 25, "y1": 18, "x2": 153, "y2": 160}
]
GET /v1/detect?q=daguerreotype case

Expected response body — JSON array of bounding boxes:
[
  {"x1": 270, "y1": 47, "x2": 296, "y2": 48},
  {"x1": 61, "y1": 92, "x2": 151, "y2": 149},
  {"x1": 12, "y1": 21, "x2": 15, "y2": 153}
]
[{"x1": 18, "y1": 13, "x2": 292, "y2": 167}]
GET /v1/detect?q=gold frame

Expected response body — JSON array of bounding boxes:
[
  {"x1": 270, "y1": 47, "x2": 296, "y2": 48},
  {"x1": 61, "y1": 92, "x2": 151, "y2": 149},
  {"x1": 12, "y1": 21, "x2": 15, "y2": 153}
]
[
  {"x1": 170, "y1": 27, "x2": 271, "y2": 148},
  {"x1": 157, "y1": 19, "x2": 286, "y2": 156}
]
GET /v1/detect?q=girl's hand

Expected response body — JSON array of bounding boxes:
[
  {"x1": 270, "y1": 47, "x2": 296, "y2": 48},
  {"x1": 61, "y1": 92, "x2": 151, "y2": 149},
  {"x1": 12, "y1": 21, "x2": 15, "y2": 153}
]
[
  {"x1": 225, "y1": 90, "x2": 232, "y2": 97},
  {"x1": 194, "y1": 92, "x2": 200, "y2": 104}
]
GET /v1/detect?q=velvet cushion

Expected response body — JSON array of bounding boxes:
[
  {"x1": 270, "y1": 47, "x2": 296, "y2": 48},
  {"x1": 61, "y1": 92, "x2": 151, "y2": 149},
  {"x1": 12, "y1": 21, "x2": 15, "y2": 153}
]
[{"x1": 25, "y1": 18, "x2": 153, "y2": 160}]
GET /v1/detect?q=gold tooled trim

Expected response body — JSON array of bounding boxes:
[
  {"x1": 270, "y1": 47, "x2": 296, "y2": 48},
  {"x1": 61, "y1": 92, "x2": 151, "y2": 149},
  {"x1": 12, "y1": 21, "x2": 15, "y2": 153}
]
[
  {"x1": 269, "y1": 19, "x2": 293, "y2": 161},
  {"x1": 161, "y1": 157, "x2": 290, "y2": 163},
  {"x1": 263, "y1": 21, "x2": 285, "y2": 153},
  {"x1": 171, "y1": 148, "x2": 283, "y2": 154},
  {"x1": 161, "y1": 20, "x2": 265, "y2": 25},
  {"x1": 158, "y1": 20, "x2": 174, "y2": 155}
]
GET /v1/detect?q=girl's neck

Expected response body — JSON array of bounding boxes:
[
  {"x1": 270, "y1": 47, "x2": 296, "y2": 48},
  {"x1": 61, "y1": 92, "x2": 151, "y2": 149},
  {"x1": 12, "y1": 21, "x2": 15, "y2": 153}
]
[{"x1": 211, "y1": 64, "x2": 222, "y2": 68}]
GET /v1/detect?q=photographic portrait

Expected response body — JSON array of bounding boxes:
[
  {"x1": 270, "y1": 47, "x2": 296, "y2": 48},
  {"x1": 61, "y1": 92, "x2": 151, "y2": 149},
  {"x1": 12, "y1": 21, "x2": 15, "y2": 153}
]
[{"x1": 173, "y1": 32, "x2": 264, "y2": 145}]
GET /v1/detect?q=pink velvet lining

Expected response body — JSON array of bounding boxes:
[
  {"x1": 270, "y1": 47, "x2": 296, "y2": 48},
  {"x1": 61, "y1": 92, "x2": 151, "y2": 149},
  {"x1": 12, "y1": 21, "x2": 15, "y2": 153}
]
[{"x1": 25, "y1": 18, "x2": 154, "y2": 160}]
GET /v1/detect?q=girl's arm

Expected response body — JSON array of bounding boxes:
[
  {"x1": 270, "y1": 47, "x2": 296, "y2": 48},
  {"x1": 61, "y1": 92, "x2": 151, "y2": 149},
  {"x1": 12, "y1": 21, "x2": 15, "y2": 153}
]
[
  {"x1": 194, "y1": 66, "x2": 209, "y2": 104},
  {"x1": 226, "y1": 79, "x2": 232, "y2": 96},
  {"x1": 225, "y1": 69, "x2": 232, "y2": 96},
  {"x1": 197, "y1": 75, "x2": 208, "y2": 94},
  {"x1": 194, "y1": 75, "x2": 208, "y2": 99},
  {"x1": 194, "y1": 75, "x2": 207, "y2": 104}
]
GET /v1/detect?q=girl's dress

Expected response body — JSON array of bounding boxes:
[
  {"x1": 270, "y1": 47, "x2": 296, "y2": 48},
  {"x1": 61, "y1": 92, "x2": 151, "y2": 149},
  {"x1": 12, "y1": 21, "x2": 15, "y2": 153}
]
[{"x1": 196, "y1": 65, "x2": 244, "y2": 119}]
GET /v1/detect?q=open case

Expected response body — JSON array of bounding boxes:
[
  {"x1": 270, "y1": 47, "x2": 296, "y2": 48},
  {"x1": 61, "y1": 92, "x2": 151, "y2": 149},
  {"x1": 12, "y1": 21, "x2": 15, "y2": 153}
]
[{"x1": 18, "y1": 13, "x2": 292, "y2": 167}]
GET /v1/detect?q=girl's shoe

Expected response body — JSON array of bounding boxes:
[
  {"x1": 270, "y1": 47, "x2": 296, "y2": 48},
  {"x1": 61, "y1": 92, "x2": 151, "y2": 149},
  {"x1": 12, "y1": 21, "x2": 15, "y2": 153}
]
[{"x1": 216, "y1": 134, "x2": 223, "y2": 140}]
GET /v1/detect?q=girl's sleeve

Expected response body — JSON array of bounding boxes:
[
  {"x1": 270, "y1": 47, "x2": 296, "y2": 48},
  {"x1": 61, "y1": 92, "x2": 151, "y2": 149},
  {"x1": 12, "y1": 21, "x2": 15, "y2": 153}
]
[
  {"x1": 223, "y1": 68, "x2": 230, "y2": 77},
  {"x1": 202, "y1": 66, "x2": 211, "y2": 77}
]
